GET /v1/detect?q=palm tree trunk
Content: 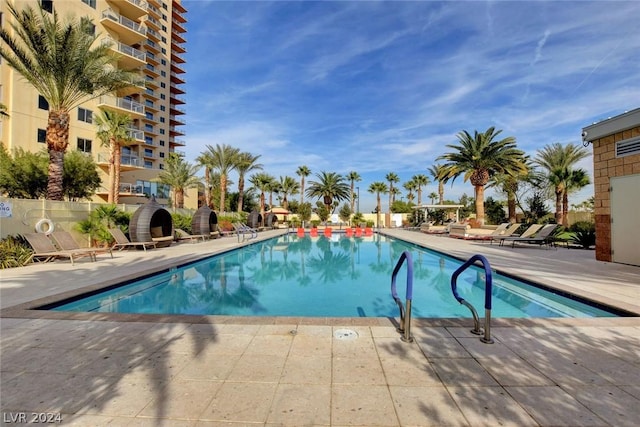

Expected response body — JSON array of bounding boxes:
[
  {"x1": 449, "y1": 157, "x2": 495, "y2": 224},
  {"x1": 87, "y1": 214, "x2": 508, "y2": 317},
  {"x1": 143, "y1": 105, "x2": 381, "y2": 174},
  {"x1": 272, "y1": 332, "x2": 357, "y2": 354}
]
[
  {"x1": 507, "y1": 191, "x2": 517, "y2": 223},
  {"x1": 260, "y1": 192, "x2": 266, "y2": 222},
  {"x1": 46, "y1": 110, "x2": 70, "y2": 201},
  {"x1": 555, "y1": 188, "x2": 563, "y2": 224},
  {"x1": 417, "y1": 187, "x2": 422, "y2": 205},
  {"x1": 475, "y1": 185, "x2": 485, "y2": 226},
  {"x1": 350, "y1": 182, "x2": 355, "y2": 213},
  {"x1": 237, "y1": 177, "x2": 245, "y2": 213},
  {"x1": 562, "y1": 190, "x2": 569, "y2": 227},
  {"x1": 176, "y1": 189, "x2": 185, "y2": 208},
  {"x1": 107, "y1": 138, "x2": 116, "y2": 204},
  {"x1": 204, "y1": 167, "x2": 211, "y2": 208},
  {"x1": 113, "y1": 143, "x2": 122, "y2": 205},
  {"x1": 376, "y1": 194, "x2": 381, "y2": 228},
  {"x1": 300, "y1": 178, "x2": 305, "y2": 204},
  {"x1": 438, "y1": 182, "x2": 444, "y2": 204},
  {"x1": 219, "y1": 174, "x2": 227, "y2": 213}
]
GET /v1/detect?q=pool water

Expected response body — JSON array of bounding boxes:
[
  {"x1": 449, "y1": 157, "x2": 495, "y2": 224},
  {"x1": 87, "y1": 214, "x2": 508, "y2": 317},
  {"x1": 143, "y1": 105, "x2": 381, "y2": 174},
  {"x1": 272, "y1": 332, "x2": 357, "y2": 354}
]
[{"x1": 51, "y1": 234, "x2": 617, "y2": 318}]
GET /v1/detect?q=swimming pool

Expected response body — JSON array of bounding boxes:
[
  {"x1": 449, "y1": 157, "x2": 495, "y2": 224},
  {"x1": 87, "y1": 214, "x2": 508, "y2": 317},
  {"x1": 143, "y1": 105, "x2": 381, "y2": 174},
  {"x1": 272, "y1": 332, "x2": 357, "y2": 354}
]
[{"x1": 49, "y1": 234, "x2": 618, "y2": 318}]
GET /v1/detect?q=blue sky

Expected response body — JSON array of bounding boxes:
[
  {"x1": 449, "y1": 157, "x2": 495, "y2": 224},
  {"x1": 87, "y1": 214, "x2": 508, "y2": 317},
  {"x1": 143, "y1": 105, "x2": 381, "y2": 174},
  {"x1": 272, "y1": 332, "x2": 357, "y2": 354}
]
[{"x1": 181, "y1": 0, "x2": 639, "y2": 213}]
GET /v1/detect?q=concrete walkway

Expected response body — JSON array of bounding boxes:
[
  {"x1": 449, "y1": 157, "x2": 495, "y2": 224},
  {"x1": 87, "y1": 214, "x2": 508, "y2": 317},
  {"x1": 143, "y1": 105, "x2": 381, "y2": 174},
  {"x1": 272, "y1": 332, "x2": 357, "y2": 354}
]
[{"x1": 1, "y1": 229, "x2": 639, "y2": 426}]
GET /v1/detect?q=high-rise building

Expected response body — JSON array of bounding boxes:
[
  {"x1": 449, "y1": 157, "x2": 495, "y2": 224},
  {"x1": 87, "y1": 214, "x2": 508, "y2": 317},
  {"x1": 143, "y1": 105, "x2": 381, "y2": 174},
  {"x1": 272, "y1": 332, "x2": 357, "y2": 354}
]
[{"x1": 0, "y1": 0, "x2": 188, "y2": 207}]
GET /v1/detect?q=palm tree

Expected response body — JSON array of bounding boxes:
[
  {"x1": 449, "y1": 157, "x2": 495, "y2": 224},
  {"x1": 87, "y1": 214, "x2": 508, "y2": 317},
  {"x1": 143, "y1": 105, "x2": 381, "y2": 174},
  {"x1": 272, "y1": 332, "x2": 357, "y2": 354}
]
[
  {"x1": 201, "y1": 143, "x2": 240, "y2": 212},
  {"x1": 94, "y1": 109, "x2": 134, "y2": 204},
  {"x1": 534, "y1": 142, "x2": 590, "y2": 225},
  {"x1": 278, "y1": 176, "x2": 300, "y2": 211},
  {"x1": 427, "y1": 164, "x2": 445, "y2": 204},
  {"x1": 195, "y1": 151, "x2": 214, "y2": 208},
  {"x1": 267, "y1": 180, "x2": 281, "y2": 209},
  {"x1": 296, "y1": 165, "x2": 311, "y2": 204},
  {"x1": 0, "y1": 3, "x2": 140, "y2": 200},
  {"x1": 306, "y1": 171, "x2": 350, "y2": 213},
  {"x1": 156, "y1": 153, "x2": 201, "y2": 208},
  {"x1": 235, "y1": 152, "x2": 263, "y2": 213},
  {"x1": 437, "y1": 127, "x2": 527, "y2": 225},
  {"x1": 563, "y1": 168, "x2": 590, "y2": 227},
  {"x1": 489, "y1": 159, "x2": 532, "y2": 224},
  {"x1": 403, "y1": 180, "x2": 417, "y2": 203},
  {"x1": 346, "y1": 171, "x2": 362, "y2": 214},
  {"x1": 368, "y1": 182, "x2": 389, "y2": 228},
  {"x1": 385, "y1": 172, "x2": 400, "y2": 212},
  {"x1": 249, "y1": 172, "x2": 276, "y2": 222},
  {"x1": 428, "y1": 192, "x2": 438, "y2": 204},
  {"x1": 411, "y1": 174, "x2": 430, "y2": 205}
]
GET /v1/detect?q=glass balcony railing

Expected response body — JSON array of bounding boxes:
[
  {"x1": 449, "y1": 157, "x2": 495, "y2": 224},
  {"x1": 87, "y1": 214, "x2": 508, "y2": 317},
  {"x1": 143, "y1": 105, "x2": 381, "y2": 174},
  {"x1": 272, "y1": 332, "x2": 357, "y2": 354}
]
[
  {"x1": 103, "y1": 37, "x2": 146, "y2": 61},
  {"x1": 97, "y1": 153, "x2": 141, "y2": 167},
  {"x1": 127, "y1": 127, "x2": 144, "y2": 140},
  {"x1": 102, "y1": 9, "x2": 146, "y2": 36},
  {"x1": 99, "y1": 96, "x2": 144, "y2": 114}
]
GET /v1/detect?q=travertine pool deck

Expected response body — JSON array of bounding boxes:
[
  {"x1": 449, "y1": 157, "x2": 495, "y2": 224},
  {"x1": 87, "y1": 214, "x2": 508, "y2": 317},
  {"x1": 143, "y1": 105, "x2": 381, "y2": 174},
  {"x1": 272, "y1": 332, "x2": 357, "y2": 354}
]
[{"x1": 1, "y1": 228, "x2": 639, "y2": 426}]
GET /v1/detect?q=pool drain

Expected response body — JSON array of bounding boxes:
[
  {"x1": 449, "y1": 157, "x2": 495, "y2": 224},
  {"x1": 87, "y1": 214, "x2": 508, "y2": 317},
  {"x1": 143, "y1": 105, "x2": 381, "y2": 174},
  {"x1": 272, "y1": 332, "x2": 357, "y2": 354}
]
[{"x1": 334, "y1": 328, "x2": 358, "y2": 340}]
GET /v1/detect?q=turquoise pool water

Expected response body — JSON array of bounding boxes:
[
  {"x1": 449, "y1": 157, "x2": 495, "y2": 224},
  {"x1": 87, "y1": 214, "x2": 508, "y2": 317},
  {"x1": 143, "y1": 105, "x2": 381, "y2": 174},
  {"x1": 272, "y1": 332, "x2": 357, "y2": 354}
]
[{"x1": 50, "y1": 234, "x2": 617, "y2": 318}]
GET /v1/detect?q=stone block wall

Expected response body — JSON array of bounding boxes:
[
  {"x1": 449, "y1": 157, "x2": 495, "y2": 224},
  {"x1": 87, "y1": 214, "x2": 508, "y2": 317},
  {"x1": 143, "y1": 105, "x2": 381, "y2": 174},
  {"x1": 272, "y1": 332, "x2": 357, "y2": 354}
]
[{"x1": 591, "y1": 125, "x2": 640, "y2": 261}]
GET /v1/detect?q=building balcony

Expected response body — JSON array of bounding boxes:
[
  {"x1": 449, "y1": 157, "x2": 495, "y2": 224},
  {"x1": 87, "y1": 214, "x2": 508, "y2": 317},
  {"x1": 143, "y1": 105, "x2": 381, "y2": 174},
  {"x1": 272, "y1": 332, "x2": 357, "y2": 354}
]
[
  {"x1": 101, "y1": 9, "x2": 146, "y2": 45},
  {"x1": 170, "y1": 71, "x2": 185, "y2": 84},
  {"x1": 145, "y1": 14, "x2": 160, "y2": 30},
  {"x1": 169, "y1": 126, "x2": 185, "y2": 136},
  {"x1": 103, "y1": 37, "x2": 146, "y2": 68},
  {"x1": 106, "y1": 0, "x2": 147, "y2": 20},
  {"x1": 170, "y1": 139, "x2": 186, "y2": 147},
  {"x1": 127, "y1": 126, "x2": 144, "y2": 141},
  {"x1": 170, "y1": 104, "x2": 185, "y2": 115},
  {"x1": 145, "y1": 39, "x2": 159, "y2": 53},
  {"x1": 170, "y1": 94, "x2": 186, "y2": 104},
  {"x1": 146, "y1": 27, "x2": 160, "y2": 41},
  {"x1": 145, "y1": 75, "x2": 158, "y2": 88},
  {"x1": 98, "y1": 96, "x2": 145, "y2": 117},
  {"x1": 169, "y1": 148, "x2": 185, "y2": 156},
  {"x1": 171, "y1": 30, "x2": 186, "y2": 44},
  {"x1": 144, "y1": 64, "x2": 160, "y2": 78},
  {"x1": 171, "y1": 42, "x2": 185, "y2": 54},
  {"x1": 96, "y1": 153, "x2": 142, "y2": 171},
  {"x1": 171, "y1": 51, "x2": 185, "y2": 64},
  {"x1": 171, "y1": 18, "x2": 186, "y2": 33},
  {"x1": 170, "y1": 84, "x2": 185, "y2": 95},
  {"x1": 170, "y1": 116, "x2": 185, "y2": 126}
]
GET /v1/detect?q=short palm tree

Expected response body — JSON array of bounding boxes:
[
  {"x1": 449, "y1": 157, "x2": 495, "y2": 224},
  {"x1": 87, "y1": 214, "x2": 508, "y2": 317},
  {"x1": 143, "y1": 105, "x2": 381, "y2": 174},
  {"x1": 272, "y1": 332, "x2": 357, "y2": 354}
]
[
  {"x1": 437, "y1": 127, "x2": 527, "y2": 225},
  {"x1": 427, "y1": 164, "x2": 445, "y2": 204},
  {"x1": 156, "y1": 154, "x2": 201, "y2": 208},
  {"x1": 278, "y1": 176, "x2": 300, "y2": 211},
  {"x1": 386, "y1": 172, "x2": 400, "y2": 212},
  {"x1": 428, "y1": 192, "x2": 438, "y2": 204},
  {"x1": 94, "y1": 109, "x2": 134, "y2": 204},
  {"x1": 0, "y1": 3, "x2": 140, "y2": 200},
  {"x1": 563, "y1": 168, "x2": 590, "y2": 227},
  {"x1": 346, "y1": 171, "x2": 362, "y2": 213},
  {"x1": 403, "y1": 180, "x2": 416, "y2": 203},
  {"x1": 306, "y1": 172, "x2": 351, "y2": 214},
  {"x1": 249, "y1": 172, "x2": 276, "y2": 222},
  {"x1": 195, "y1": 151, "x2": 214, "y2": 208},
  {"x1": 201, "y1": 144, "x2": 240, "y2": 212},
  {"x1": 296, "y1": 165, "x2": 311, "y2": 204},
  {"x1": 368, "y1": 182, "x2": 389, "y2": 228},
  {"x1": 235, "y1": 152, "x2": 263, "y2": 213},
  {"x1": 411, "y1": 174, "x2": 430, "y2": 205},
  {"x1": 534, "y1": 142, "x2": 590, "y2": 225}
]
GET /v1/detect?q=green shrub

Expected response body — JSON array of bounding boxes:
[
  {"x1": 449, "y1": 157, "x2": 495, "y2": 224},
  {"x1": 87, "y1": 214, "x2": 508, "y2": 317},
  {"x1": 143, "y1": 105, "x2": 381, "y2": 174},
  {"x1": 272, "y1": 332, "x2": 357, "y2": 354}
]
[
  {"x1": 570, "y1": 221, "x2": 595, "y2": 233},
  {"x1": 171, "y1": 213, "x2": 193, "y2": 233},
  {"x1": 0, "y1": 235, "x2": 33, "y2": 269},
  {"x1": 570, "y1": 228, "x2": 596, "y2": 249}
]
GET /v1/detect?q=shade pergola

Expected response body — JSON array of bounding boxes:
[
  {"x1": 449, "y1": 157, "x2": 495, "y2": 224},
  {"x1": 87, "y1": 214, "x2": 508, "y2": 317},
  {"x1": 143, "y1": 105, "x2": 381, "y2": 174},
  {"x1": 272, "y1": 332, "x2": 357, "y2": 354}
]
[
  {"x1": 267, "y1": 207, "x2": 290, "y2": 215},
  {"x1": 412, "y1": 204, "x2": 465, "y2": 223}
]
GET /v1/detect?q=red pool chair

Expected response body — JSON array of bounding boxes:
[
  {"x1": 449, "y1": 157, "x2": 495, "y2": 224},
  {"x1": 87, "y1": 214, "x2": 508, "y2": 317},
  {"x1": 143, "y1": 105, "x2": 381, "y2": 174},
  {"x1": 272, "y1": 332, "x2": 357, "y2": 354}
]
[
  {"x1": 324, "y1": 227, "x2": 332, "y2": 237},
  {"x1": 345, "y1": 227, "x2": 353, "y2": 237},
  {"x1": 364, "y1": 227, "x2": 373, "y2": 236},
  {"x1": 310, "y1": 228, "x2": 318, "y2": 237},
  {"x1": 296, "y1": 227, "x2": 305, "y2": 237},
  {"x1": 355, "y1": 227, "x2": 363, "y2": 237}
]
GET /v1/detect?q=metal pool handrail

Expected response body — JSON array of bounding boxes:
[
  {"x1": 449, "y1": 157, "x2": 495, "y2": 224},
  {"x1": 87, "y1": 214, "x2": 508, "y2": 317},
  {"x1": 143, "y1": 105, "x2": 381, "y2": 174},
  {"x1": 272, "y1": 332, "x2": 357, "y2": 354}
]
[
  {"x1": 390, "y1": 250, "x2": 414, "y2": 342},
  {"x1": 451, "y1": 254, "x2": 494, "y2": 344}
]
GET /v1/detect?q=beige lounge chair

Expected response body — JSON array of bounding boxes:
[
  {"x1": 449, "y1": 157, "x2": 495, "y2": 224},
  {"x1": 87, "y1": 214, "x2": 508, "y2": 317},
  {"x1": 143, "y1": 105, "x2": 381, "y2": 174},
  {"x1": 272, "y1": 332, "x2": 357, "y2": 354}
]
[
  {"x1": 500, "y1": 224, "x2": 559, "y2": 248},
  {"x1": 23, "y1": 232, "x2": 96, "y2": 265},
  {"x1": 174, "y1": 228, "x2": 207, "y2": 243},
  {"x1": 497, "y1": 223, "x2": 544, "y2": 246},
  {"x1": 108, "y1": 228, "x2": 157, "y2": 252},
  {"x1": 489, "y1": 223, "x2": 525, "y2": 244},
  {"x1": 464, "y1": 222, "x2": 511, "y2": 240},
  {"x1": 50, "y1": 231, "x2": 113, "y2": 259}
]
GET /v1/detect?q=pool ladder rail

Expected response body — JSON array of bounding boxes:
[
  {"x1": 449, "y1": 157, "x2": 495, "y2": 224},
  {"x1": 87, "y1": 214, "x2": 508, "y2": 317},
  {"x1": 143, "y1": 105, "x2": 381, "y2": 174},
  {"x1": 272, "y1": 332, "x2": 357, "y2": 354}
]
[{"x1": 390, "y1": 252, "x2": 495, "y2": 344}]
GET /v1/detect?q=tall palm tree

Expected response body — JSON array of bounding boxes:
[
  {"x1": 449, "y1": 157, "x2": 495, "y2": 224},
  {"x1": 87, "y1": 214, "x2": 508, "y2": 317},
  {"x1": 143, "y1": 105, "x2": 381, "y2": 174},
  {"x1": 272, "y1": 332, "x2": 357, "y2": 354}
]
[
  {"x1": 346, "y1": 171, "x2": 362, "y2": 214},
  {"x1": 563, "y1": 168, "x2": 590, "y2": 227},
  {"x1": 534, "y1": 142, "x2": 590, "y2": 225},
  {"x1": 489, "y1": 159, "x2": 532, "y2": 223},
  {"x1": 437, "y1": 127, "x2": 527, "y2": 225},
  {"x1": 411, "y1": 174, "x2": 430, "y2": 205},
  {"x1": 385, "y1": 172, "x2": 400, "y2": 212},
  {"x1": 201, "y1": 143, "x2": 240, "y2": 213},
  {"x1": 94, "y1": 109, "x2": 134, "y2": 204},
  {"x1": 156, "y1": 153, "x2": 201, "y2": 208},
  {"x1": 278, "y1": 176, "x2": 300, "y2": 211},
  {"x1": 428, "y1": 192, "x2": 438, "y2": 204},
  {"x1": 0, "y1": 3, "x2": 140, "y2": 200},
  {"x1": 427, "y1": 164, "x2": 445, "y2": 204},
  {"x1": 368, "y1": 182, "x2": 389, "y2": 228},
  {"x1": 249, "y1": 172, "x2": 276, "y2": 222},
  {"x1": 296, "y1": 165, "x2": 311, "y2": 204},
  {"x1": 403, "y1": 180, "x2": 417, "y2": 203},
  {"x1": 235, "y1": 152, "x2": 262, "y2": 213},
  {"x1": 195, "y1": 151, "x2": 214, "y2": 208},
  {"x1": 306, "y1": 171, "x2": 350, "y2": 213}
]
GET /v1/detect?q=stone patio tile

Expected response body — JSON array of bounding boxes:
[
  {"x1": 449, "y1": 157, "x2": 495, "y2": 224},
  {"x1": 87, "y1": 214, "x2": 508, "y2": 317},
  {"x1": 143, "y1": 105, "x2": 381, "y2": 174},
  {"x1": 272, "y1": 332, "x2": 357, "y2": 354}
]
[
  {"x1": 126, "y1": 418, "x2": 196, "y2": 426},
  {"x1": 373, "y1": 336, "x2": 426, "y2": 360},
  {"x1": 456, "y1": 337, "x2": 518, "y2": 358},
  {"x1": 79, "y1": 378, "x2": 169, "y2": 417},
  {"x1": 192, "y1": 333, "x2": 253, "y2": 356},
  {"x1": 412, "y1": 326, "x2": 454, "y2": 340},
  {"x1": 332, "y1": 334, "x2": 378, "y2": 358},
  {"x1": 289, "y1": 333, "x2": 332, "y2": 357},
  {"x1": 505, "y1": 386, "x2": 604, "y2": 426},
  {"x1": 476, "y1": 355, "x2": 554, "y2": 386},
  {"x1": 177, "y1": 354, "x2": 238, "y2": 381},
  {"x1": 576, "y1": 351, "x2": 640, "y2": 385},
  {"x1": 430, "y1": 358, "x2": 499, "y2": 386},
  {"x1": 331, "y1": 384, "x2": 399, "y2": 426},
  {"x1": 448, "y1": 386, "x2": 537, "y2": 426},
  {"x1": 243, "y1": 335, "x2": 293, "y2": 356},
  {"x1": 123, "y1": 351, "x2": 192, "y2": 381},
  {"x1": 416, "y1": 336, "x2": 471, "y2": 358},
  {"x1": 138, "y1": 379, "x2": 222, "y2": 420},
  {"x1": 620, "y1": 385, "x2": 640, "y2": 399},
  {"x1": 389, "y1": 385, "x2": 468, "y2": 427},
  {"x1": 200, "y1": 382, "x2": 277, "y2": 423},
  {"x1": 256, "y1": 324, "x2": 298, "y2": 335},
  {"x1": 266, "y1": 384, "x2": 331, "y2": 425},
  {"x1": 333, "y1": 356, "x2": 386, "y2": 385},
  {"x1": 214, "y1": 324, "x2": 261, "y2": 335},
  {"x1": 53, "y1": 414, "x2": 121, "y2": 426},
  {"x1": 521, "y1": 354, "x2": 612, "y2": 386},
  {"x1": 280, "y1": 355, "x2": 332, "y2": 384},
  {"x1": 295, "y1": 324, "x2": 332, "y2": 336},
  {"x1": 226, "y1": 353, "x2": 286, "y2": 382},
  {"x1": 562, "y1": 385, "x2": 640, "y2": 427},
  {"x1": 378, "y1": 354, "x2": 441, "y2": 386}
]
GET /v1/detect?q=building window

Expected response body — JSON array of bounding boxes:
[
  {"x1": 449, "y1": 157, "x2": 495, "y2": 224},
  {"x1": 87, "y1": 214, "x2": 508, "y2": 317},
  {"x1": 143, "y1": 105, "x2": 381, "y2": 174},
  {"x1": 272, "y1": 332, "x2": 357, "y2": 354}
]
[
  {"x1": 38, "y1": 95, "x2": 49, "y2": 110},
  {"x1": 41, "y1": 0, "x2": 53, "y2": 13},
  {"x1": 161, "y1": 36, "x2": 167, "y2": 43},
  {"x1": 161, "y1": 59, "x2": 167, "y2": 66},
  {"x1": 161, "y1": 48, "x2": 167, "y2": 54},
  {"x1": 159, "y1": 129, "x2": 165, "y2": 135},
  {"x1": 37, "y1": 128, "x2": 46, "y2": 143},
  {"x1": 162, "y1": 2, "x2": 167, "y2": 10},
  {"x1": 160, "y1": 93, "x2": 166, "y2": 100},
  {"x1": 77, "y1": 107, "x2": 92, "y2": 123},
  {"x1": 160, "y1": 117, "x2": 165, "y2": 123},
  {"x1": 160, "y1": 105, "x2": 165, "y2": 111},
  {"x1": 144, "y1": 124, "x2": 154, "y2": 132},
  {"x1": 162, "y1": 14, "x2": 167, "y2": 21},
  {"x1": 145, "y1": 112, "x2": 154, "y2": 120},
  {"x1": 77, "y1": 138, "x2": 92, "y2": 153},
  {"x1": 145, "y1": 136, "x2": 153, "y2": 145},
  {"x1": 145, "y1": 100, "x2": 154, "y2": 107},
  {"x1": 159, "y1": 152, "x2": 165, "y2": 158},
  {"x1": 160, "y1": 82, "x2": 166, "y2": 88},
  {"x1": 159, "y1": 163, "x2": 164, "y2": 170},
  {"x1": 81, "y1": 0, "x2": 96, "y2": 8},
  {"x1": 85, "y1": 23, "x2": 95, "y2": 36},
  {"x1": 144, "y1": 160, "x2": 153, "y2": 168},
  {"x1": 160, "y1": 70, "x2": 166, "y2": 77},
  {"x1": 159, "y1": 140, "x2": 165, "y2": 146}
]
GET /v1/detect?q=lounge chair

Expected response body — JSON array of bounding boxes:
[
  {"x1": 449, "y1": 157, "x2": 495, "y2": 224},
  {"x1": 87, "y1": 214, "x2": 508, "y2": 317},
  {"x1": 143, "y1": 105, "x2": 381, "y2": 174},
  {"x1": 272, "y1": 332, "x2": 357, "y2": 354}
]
[
  {"x1": 174, "y1": 228, "x2": 207, "y2": 243},
  {"x1": 108, "y1": 228, "x2": 157, "y2": 252},
  {"x1": 233, "y1": 223, "x2": 258, "y2": 242},
  {"x1": 23, "y1": 232, "x2": 96, "y2": 265},
  {"x1": 464, "y1": 222, "x2": 511, "y2": 241},
  {"x1": 500, "y1": 224, "x2": 559, "y2": 248},
  {"x1": 50, "y1": 231, "x2": 113, "y2": 259},
  {"x1": 489, "y1": 223, "x2": 525, "y2": 244},
  {"x1": 495, "y1": 224, "x2": 543, "y2": 247}
]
